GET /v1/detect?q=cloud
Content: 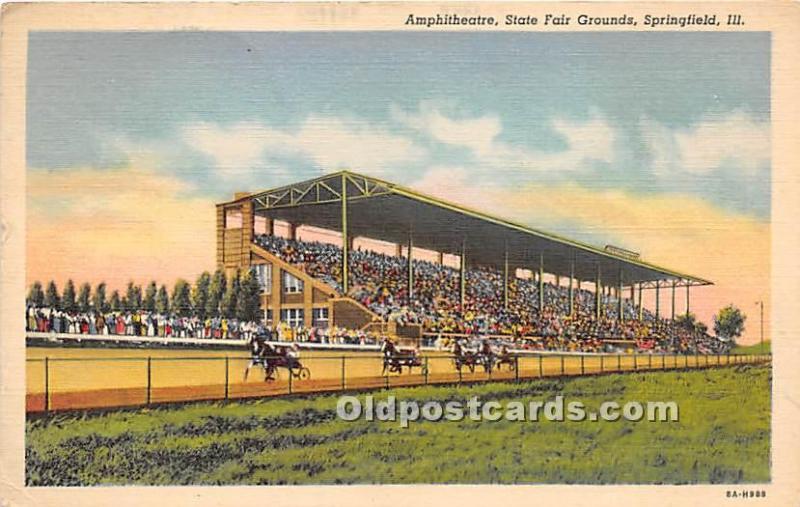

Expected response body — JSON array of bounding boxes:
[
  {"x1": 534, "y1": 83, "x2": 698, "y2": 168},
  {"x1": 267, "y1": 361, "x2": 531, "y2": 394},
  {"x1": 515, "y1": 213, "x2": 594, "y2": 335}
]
[
  {"x1": 392, "y1": 103, "x2": 617, "y2": 175},
  {"x1": 27, "y1": 165, "x2": 216, "y2": 290},
  {"x1": 642, "y1": 110, "x2": 770, "y2": 177},
  {"x1": 183, "y1": 122, "x2": 282, "y2": 179},
  {"x1": 391, "y1": 105, "x2": 502, "y2": 156},
  {"x1": 184, "y1": 116, "x2": 426, "y2": 179}
]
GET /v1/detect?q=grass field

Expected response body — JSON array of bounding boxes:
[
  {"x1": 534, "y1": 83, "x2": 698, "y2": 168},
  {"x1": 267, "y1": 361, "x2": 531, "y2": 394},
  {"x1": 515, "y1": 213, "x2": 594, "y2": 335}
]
[
  {"x1": 731, "y1": 341, "x2": 771, "y2": 355},
  {"x1": 26, "y1": 364, "x2": 771, "y2": 486}
]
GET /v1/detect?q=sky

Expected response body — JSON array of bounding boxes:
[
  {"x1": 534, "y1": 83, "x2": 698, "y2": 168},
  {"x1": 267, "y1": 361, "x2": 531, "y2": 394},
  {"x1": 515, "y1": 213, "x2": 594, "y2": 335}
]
[{"x1": 26, "y1": 31, "x2": 770, "y2": 343}]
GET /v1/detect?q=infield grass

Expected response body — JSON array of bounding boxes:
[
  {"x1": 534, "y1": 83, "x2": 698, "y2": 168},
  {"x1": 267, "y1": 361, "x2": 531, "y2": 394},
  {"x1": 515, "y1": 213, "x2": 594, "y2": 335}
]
[
  {"x1": 26, "y1": 364, "x2": 770, "y2": 485},
  {"x1": 730, "y1": 341, "x2": 770, "y2": 355}
]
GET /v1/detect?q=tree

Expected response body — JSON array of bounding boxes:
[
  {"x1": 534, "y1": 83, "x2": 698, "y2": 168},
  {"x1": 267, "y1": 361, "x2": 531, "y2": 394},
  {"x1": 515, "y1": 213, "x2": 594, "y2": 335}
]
[
  {"x1": 77, "y1": 283, "x2": 92, "y2": 313},
  {"x1": 171, "y1": 279, "x2": 192, "y2": 317},
  {"x1": 109, "y1": 290, "x2": 122, "y2": 312},
  {"x1": 62, "y1": 279, "x2": 77, "y2": 312},
  {"x1": 206, "y1": 269, "x2": 227, "y2": 317},
  {"x1": 192, "y1": 272, "x2": 212, "y2": 318},
  {"x1": 714, "y1": 304, "x2": 746, "y2": 343},
  {"x1": 27, "y1": 281, "x2": 45, "y2": 307},
  {"x1": 674, "y1": 312, "x2": 708, "y2": 334},
  {"x1": 221, "y1": 270, "x2": 240, "y2": 319},
  {"x1": 155, "y1": 285, "x2": 170, "y2": 314},
  {"x1": 93, "y1": 282, "x2": 107, "y2": 312},
  {"x1": 125, "y1": 281, "x2": 142, "y2": 311},
  {"x1": 45, "y1": 281, "x2": 60, "y2": 309},
  {"x1": 143, "y1": 281, "x2": 158, "y2": 312},
  {"x1": 236, "y1": 268, "x2": 263, "y2": 321}
]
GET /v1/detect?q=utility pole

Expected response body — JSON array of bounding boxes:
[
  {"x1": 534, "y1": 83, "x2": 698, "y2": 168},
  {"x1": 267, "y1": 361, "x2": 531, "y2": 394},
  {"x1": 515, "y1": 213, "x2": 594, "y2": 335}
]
[{"x1": 756, "y1": 300, "x2": 764, "y2": 353}]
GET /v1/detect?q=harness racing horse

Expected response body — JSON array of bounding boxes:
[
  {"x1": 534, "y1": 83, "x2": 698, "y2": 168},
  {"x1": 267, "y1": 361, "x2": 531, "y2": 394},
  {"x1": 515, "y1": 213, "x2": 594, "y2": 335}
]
[
  {"x1": 453, "y1": 341, "x2": 497, "y2": 374},
  {"x1": 381, "y1": 339, "x2": 426, "y2": 375},
  {"x1": 382, "y1": 348, "x2": 425, "y2": 375},
  {"x1": 244, "y1": 336, "x2": 277, "y2": 381},
  {"x1": 244, "y1": 337, "x2": 311, "y2": 382}
]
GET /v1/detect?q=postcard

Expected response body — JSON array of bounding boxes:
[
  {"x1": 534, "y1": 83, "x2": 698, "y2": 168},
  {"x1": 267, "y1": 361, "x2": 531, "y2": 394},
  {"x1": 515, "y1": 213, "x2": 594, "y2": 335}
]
[{"x1": 1, "y1": 2, "x2": 798, "y2": 506}]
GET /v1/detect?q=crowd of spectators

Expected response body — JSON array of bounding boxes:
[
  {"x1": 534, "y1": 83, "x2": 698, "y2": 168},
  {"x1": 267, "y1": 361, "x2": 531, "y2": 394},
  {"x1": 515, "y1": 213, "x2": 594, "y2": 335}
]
[
  {"x1": 26, "y1": 305, "x2": 385, "y2": 345},
  {"x1": 24, "y1": 234, "x2": 728, "y2": 355},
  {"x1": 255, "y1": 234, "x2": 729, "y2": 354},
  {"x1": 26, "y1": 306, "x2": 263, "y2": 340}
]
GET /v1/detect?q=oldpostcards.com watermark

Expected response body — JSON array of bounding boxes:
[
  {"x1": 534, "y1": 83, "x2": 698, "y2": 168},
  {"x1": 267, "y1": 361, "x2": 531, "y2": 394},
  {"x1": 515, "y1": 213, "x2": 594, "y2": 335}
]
[{"x1": 336, "y1": 395, "x2": 679, "y2": 428}]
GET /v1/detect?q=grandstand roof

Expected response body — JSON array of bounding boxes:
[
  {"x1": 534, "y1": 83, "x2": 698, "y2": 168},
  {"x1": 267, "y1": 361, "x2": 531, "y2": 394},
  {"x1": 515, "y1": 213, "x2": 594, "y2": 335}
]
[{"x1": 232, "y1": 171, "x2": 711, "y2": 288}]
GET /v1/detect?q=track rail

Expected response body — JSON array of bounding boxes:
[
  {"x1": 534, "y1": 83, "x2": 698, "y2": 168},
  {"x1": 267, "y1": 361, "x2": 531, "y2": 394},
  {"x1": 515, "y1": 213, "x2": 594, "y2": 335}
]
[{"x1": 26, "y1": 352, "x2": 771, "y2": 414}]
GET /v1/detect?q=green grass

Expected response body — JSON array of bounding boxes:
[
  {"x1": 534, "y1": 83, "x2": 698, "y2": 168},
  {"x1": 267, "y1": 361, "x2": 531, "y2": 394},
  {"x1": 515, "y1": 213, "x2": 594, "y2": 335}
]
[
  {"x1": 26, "y1": 365, "x2": 771, "y2": 485},
  {"x1": 730, "y1": 341, "x2": 770, "y2": 355}
]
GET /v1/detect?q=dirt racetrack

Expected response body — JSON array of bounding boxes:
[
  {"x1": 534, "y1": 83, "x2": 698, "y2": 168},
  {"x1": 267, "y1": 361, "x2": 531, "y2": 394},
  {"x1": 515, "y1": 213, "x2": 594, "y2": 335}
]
[{"x1": 26, "y1": 346, "x2": 767, "y2": 412}]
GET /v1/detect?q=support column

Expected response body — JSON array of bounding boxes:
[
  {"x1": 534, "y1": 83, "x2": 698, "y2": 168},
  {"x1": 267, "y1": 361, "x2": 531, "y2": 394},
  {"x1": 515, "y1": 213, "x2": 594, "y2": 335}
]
[
  {"x1": 503, "y1": 248, "x2": 509, "y2": 309},
  {"x1": 437, "y1": 252, "x2": 444, "y2": 265},
  {"x1": 303, "y1": 278, "x2": 313, "y2": 328},
  {"x1": 538, "y1": 254, "x2": 544, "y2": 313},
  {"x1": 341, "y1": 174, "x2": 349, "y2": 294},
  {"x1": 618, "y1": 272, "x2": 624, "y2": 321},
  {"x1": 595, "y1": 267, "x2": 602, "y2": 320},
  {"x1": 459, "y1": 241, "x2": 466, "y2": 308},
  {"x1": 407, "y1": 233, "x2": 414, "y2": 301},
  {"x1": 568, "y1": 261, "x2": 575, "y2": 316},
  {"x1": 555, "y1": 275, "x2": 560, "y2": 287},
  {"x1": 271, "y1": 266, "x2": 282, "y2": 327},
  {"x1": 637, "y1": 282, "x2": 644, "y2": 321},
  {"x1": 655, "y1": 281, "x2": 660, "y2": 320},
  {"x1": 671, "y1": 280, "x2": 677, "y2": 320},
  {"x1": 685, "y1": 284, "x2": 690, "y2": 317},
  {"x1": 395, "y1": 244, "x2": 402, "y2": 257},
  {"x1": 266, "y1": 217, "x2": 274, "y2": 236},
  {"x1": 287, "y1": 222, "x2": 298, "y2": 241}
]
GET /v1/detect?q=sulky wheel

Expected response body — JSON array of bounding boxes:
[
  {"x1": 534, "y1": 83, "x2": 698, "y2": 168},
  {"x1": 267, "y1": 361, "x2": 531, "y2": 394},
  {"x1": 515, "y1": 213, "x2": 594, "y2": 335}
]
[{"x1": 298, "y1": 367, "x2": 311, "y2": 380}]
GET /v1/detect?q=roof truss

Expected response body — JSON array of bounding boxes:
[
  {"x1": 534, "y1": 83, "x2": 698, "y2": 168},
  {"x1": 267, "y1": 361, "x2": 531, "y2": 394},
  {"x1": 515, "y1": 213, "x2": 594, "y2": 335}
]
[{"x1": 239, "y1": 171, "x2": 712, "y2": 287}]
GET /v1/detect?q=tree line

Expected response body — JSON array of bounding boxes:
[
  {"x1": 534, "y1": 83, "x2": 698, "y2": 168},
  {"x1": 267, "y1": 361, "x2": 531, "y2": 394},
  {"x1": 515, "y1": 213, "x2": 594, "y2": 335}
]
[{"x1": 26, "y1": 268, "x2": 264, "y2": 322}]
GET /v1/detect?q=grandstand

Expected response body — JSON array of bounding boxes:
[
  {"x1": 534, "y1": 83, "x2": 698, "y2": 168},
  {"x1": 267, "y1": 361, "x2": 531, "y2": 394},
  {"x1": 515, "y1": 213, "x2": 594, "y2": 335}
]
[{"x1": 217, "y1": 171, "x2": 713, "y2": 348}]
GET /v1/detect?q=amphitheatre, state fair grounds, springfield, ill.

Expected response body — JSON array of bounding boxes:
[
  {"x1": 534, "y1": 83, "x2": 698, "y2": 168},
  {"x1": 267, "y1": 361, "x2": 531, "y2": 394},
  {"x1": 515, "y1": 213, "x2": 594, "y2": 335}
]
[{"x1": 25, "y1": 171, "x2": 771, "y2": 485}]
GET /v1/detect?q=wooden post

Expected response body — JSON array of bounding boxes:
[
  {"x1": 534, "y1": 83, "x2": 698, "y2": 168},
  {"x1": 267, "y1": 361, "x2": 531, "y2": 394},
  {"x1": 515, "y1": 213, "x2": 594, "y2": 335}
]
[
  {"x1": 285, "y1": 365, "x2": 292, "y2": 395},
  {"x1": 44, "y1": 357, "x2": 50, "y2": 412},
  {"x1": 146, "y1": 356, "x2": 152, "y2": 405},
  {"x1": 224, "y1": 356, "x2": 229, "y2": 399}
]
